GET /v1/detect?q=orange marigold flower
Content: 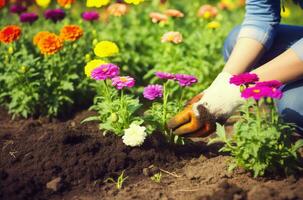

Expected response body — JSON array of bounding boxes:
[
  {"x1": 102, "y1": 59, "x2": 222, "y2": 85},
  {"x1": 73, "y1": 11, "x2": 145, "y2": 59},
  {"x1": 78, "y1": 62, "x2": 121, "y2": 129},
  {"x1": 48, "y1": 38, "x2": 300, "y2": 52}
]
[
  {"x1": 164, "y1": 9, "x2": 184, "y2": 18},
  {"x1": 107, "y1": 3, "x2": 128, "y2": 17},
  {"x1": 0, "y1": 25, "x2": 21, "y2": 44},
  {"x1": 60, "y1": 25, "x2": 83, "y2": 41},
  {"x1": 57, "y1": 0, "x2": 75, "y2": 8},
  {"x1": 33, "y1": 31, "x2": 51, "y2": 45},
  {"x1": 37, "y1": 33, "x2": 63, "y2": 55},
  {"x1": 149, "y1": 12, "x2": 168, "y2": 23}
]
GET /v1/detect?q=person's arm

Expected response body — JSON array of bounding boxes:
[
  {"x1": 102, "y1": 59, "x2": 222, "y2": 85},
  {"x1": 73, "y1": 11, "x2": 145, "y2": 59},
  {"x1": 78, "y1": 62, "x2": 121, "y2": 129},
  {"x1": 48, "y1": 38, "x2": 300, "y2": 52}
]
[
  {"x1": 223, "y1": 0, "x2": 281, "y2": 75},
  {"x1": 253, "y1": 39, "x2": 303, "y2": 83}
]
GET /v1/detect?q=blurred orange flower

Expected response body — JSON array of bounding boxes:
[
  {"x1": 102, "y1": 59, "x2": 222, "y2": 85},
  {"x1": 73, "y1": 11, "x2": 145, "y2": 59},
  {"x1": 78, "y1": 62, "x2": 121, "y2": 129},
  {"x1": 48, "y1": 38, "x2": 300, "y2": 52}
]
[
  {"x1": 36, "y1": 32, "x2": 63, "y2": 55},
  {"x1": 197, "y1": 5, "x2": 218, "y2": 19},
  {"x1": 33, "y1": 31, "x2": 51, "y2": 45},
  {"x1": 161, "y1": 31, "x2": 183, "y2": 44},
  {"x1": 149, "y1": 12, "x2": 168, "y2": 23},
  {"x1": 107, "y1": 3, "x2": 128, "y2": 17},
  {"x1": 0, "y1": 25, "x2": 21, "y2": 44},
  {"x1": 164, "y1": 9, "x2": 184, "y2": 18},
  {"x1": 60, "y1": 25, "x2": 83, "y2": 41},
  {"x1": 57, "y1": 0, "x2": 75, "y2": 8}
]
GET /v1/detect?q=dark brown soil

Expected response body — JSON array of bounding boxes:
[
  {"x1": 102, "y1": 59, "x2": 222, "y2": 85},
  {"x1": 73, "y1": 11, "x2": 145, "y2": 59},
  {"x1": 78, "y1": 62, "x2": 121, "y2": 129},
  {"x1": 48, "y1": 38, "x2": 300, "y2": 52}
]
[
  {"x1": 0, "y1": 108, "x2": 210, "y2": 200},
  {"x1": 0, "y1": 108, "x2": 303, "y2": 200}
]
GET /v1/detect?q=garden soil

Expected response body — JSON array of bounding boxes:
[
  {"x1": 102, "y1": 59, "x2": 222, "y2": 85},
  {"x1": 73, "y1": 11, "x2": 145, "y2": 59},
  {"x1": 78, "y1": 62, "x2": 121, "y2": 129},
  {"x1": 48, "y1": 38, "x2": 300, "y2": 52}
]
[{"x1": 0, "y1": 108, "x2": 303, "y2": 200}]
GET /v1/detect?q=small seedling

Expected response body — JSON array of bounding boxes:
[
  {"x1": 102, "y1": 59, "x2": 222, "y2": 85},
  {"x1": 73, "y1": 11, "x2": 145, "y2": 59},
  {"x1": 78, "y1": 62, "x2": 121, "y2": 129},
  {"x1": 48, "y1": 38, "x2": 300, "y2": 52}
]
[
  {"x1": 105, "y1": 170, "x2": 128, "y2": 190},
  {"x1": 151, "y1": 172, "x2": 162, "y2": 183}
]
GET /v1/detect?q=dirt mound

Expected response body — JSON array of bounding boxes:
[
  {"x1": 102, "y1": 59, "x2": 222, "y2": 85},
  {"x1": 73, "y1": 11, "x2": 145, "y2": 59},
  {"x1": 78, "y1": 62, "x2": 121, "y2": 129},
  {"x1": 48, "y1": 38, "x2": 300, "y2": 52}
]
[{"x1": 0, "y1": 110, "x2": 208, "y2": 200}]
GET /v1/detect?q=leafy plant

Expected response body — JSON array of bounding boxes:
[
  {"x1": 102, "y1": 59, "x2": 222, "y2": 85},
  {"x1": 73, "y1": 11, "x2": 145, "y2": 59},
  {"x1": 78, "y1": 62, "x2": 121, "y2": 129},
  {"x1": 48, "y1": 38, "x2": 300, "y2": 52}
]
[
  {"x1": 151, "y1": 172, "x2": 162, "y2": 183},
  {"x1": 209, "y1": 98, "x2": 303, "y2": 177},
  {"x1": 105, "y1": 170, "x2": 128, "y2": 190}
]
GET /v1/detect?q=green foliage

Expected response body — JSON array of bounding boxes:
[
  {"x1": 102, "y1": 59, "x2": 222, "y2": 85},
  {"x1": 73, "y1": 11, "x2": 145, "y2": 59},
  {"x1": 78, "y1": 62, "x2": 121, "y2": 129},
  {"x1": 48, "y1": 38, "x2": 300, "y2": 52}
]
[
  {"x1": 83, "y1": 81, "x2": 143, "y2": 136},
  {"x1": 151, "y1": 172, "x2": 162, "y2": 183},
  {"x1": 208, "y1": 99, "x2": 303, "y2": 177},
  {"x1": 105, "y1": 170, "x2": 128, "y2": 190}
]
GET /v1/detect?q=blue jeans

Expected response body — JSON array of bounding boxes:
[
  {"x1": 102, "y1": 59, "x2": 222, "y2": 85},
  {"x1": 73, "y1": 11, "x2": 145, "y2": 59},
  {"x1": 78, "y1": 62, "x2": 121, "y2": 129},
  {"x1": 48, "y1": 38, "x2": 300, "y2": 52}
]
[{"x1": 223, "y1": 24, "x2": 303, "y2": 133}]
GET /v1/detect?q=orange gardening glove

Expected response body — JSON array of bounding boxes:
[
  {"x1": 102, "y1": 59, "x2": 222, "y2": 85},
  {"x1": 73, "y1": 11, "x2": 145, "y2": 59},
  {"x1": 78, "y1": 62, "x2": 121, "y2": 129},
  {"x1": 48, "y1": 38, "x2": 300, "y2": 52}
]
[{"x1": 167, "y1": 93, "x2": 216, "y2": 138}]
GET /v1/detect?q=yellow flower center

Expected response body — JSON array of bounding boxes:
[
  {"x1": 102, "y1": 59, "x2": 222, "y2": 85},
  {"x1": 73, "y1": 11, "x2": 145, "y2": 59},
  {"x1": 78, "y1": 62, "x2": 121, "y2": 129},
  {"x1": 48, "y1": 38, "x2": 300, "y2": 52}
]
[
  {"x1": 120, "y1": 77, "x2": 128, "y2": 82},
  {"x1": 253, "y1": 89, "x2": 260, "y2": 93},
  {"x1": 102, "y1": 67, "x2": 108, "y2": 72}
]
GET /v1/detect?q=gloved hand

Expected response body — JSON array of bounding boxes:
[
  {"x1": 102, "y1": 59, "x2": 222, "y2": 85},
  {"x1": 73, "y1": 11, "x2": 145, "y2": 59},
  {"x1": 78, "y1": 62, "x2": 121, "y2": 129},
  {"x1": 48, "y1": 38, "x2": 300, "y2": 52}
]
[{"x1": 167, "y1": 72, "x2": 245, "y2": 137}]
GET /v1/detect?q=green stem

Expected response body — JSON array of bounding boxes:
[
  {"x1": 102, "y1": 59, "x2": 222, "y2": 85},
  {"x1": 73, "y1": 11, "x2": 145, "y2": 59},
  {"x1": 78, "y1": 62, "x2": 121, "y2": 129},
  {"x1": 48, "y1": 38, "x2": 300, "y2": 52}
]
[{"x1": 256, "y1": 100, "x2": 262, "y2": 132}]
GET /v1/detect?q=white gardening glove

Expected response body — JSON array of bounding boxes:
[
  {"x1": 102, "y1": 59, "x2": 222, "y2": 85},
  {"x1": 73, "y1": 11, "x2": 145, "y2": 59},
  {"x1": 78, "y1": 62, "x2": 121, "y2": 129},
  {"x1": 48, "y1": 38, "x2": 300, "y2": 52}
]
[{"x1": 193, "y1": 72, "x2": 245, "y2": 121}]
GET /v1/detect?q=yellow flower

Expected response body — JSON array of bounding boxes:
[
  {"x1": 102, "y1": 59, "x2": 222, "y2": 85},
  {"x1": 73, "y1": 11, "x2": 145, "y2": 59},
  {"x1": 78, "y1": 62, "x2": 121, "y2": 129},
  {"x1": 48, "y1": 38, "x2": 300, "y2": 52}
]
[
  {"x1": 207, "y1": 21, "x2": 221, "y2": 29},
  {"x1": 124, "y1": 0, "x2": 144, "y2": 5},
  {"x1": 281, "y1": 7, "x2": 291, "y2": 18},
  {"x1": 8, "y1": 46, "x2": 14, "y2": 54},
  {"x1": 94, "y1": 41, "x2": 119, "y2": 58},
  {"x1": 86, "y1": 0, "x2": 110, "y2": 8},
  {"x1": 84, "y1": 59, "x2": 106, "y2": 77},
  {"x1": 36, "y1": 0, "x2": 51, "y2": 7}
]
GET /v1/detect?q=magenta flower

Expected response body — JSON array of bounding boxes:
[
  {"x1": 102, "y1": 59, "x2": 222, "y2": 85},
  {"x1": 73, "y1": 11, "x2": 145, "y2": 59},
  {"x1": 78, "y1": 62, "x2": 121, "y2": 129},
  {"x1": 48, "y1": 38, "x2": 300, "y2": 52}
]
[
  {"x1": 112, "y1": 76, "x2": 135, "y2": 90},
  {"x1": 91, "y1": 63, "x2": 120, "y2": 80},
  {"x1": 10, "y1": 4, "x2": 27, "y2": 14},
  {"x1": 155, "y1": 71, "x2": 175, "y2": 80},
  {"x1": 20, "y1": 12, "x2": 39, "y2": 24},
  {"x1": 241, "y1": 86, "x2": 283, "y2": 100},
  {"x1": 230, "y1": 73, "x2": 259, "y2": 86},
  {"x1": 82, "y1": 11, "x2": 100, "y2": 21},
  {"x1": 44, "y1": 9, "x2": 66, "y2": 23},
  {"x1": 175, "y1": 74, "x2": 198, "y2": 87},
  {"x1": 255, "y1": 80, "x2": 283, "y2": 88},
  {"x1": 143, "y1": 84, "x2": 163, "y2": 100}
]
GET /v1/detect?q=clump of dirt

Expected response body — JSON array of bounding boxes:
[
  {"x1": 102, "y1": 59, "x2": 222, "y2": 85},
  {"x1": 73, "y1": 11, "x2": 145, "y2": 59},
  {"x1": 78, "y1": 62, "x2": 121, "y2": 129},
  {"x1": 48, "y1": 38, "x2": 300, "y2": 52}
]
[{"x1": 0, "y1": 109, "x2": 209, "y2": 200}]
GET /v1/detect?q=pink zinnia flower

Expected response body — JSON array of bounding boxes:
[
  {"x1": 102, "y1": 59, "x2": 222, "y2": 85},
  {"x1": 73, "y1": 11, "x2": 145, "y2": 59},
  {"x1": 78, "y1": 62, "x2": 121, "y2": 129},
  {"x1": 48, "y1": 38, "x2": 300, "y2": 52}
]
[
  {"x1": 91, "y1": 63, "x2": 120, "y2": 80},
  {"x1": 241, "y1": 86, "x2": 283, "y2": 100},
  {"x1": 175, "y1": 74, "x2": 198, "y2": 87},
  {"x1": 255, "y1": 80, "x2": 283, "y2": 88},
  {"x1": 112, "y1": 76, "x2": 135, "y2": 90},
  {"x1": 149, "y1": 12, "x2": 168, "y2": 23},
  {"x1": 229, "y1": 73, "x2": 259, "y2": 86},
  {"x1": 143, "y1": 84, "x2": 163, "y2": 100},
  {"x1": 155, "y1": 71, "x2": 175, "y2": 80}
]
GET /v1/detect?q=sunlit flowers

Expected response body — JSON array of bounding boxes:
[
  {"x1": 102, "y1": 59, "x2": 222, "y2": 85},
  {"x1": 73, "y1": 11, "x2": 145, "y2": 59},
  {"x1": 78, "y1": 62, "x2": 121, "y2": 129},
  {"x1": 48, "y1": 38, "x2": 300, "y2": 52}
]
[
  {"x1": 241, "y1": 86, "x2": 283, "y2": 100},
  {"x1": 197, "y1": 5, "x2": 218, "y2": 19},
  {"x1": 124, "y1": 0, "x2": 144, "y2": 5},
  {"x1": 44, "y1": 9, "x2": 66, "y2": 22},
  {"x1": 112, "y1": 76, "x2": 135, "y2": 90},
  {"x1": 35, "y1": 32, "x2": 63, "y2": 55},
  {"x1": 86, "y1": 0, "x2": 110, "y2": 8},
  {"x1": 36, "y1": 0, "x2": 51, "y2": 8},
  {"x1": 207, "y1": 21, "x2": 221, "y2": 29},
  {"x1": 164, "y1": 9, "x2": 184, "y2": 18},
  {"x1": 33, "y1": 31, "x2": 51, "y2": 45},
  {"x1": 0, "y1": 25, "x2": 22, "y2": 44},
  {"x1": 60, "y1": 25, "x2": 83, "y2": 41},
  {"x1": 57, "y1": 0, "x2": 75, "y2": 8},
  {"x1": 175, "y1": 74, "x2": 198, "y2": 87},
  {"x1": 91, "y1": 63, "x2": 120, "y2": 80},
  {"x1": 230, "y1": 73, "x2": 259, "y2": 86},
  {"x1": 107, "y1": 3, "x2": 128, "y2": 17},
  {"x1": 149, "y1": 12, "x2": 168, "y2": 23},
  {"x1": 20, "y1": 13, "x2": 39, "y2": 24},
  {"x1": 161, "y1": 31, "x2": 183, "y2": 44},
  {"x1": 122, "y1": 123, "x2": 147, "y2": 147},
  {"x1": 94, "y1": 41, "x2": 119, "y2": 58},
  {"x1": 143, "y1": 84, "x2": 163, "y2": 100},
  {"x1": 84, "y1": 59, "x2": 106, "y2": 77},
  {"x1": 82, "y1": 11, "x2": 99, "y2": 21}
]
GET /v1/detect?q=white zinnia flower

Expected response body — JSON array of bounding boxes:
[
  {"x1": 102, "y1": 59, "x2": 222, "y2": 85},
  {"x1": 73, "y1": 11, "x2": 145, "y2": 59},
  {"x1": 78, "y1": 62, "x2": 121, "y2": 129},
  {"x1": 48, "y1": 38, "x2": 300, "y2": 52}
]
[{"x1": 122, "y1": 124, "x2": 147, "y2": 147}]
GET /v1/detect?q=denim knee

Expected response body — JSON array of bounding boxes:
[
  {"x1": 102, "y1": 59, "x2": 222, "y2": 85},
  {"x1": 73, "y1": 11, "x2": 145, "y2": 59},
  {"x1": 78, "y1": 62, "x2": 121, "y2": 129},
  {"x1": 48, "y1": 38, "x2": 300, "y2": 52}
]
[
  {"x1": 276, "y1": 83, "x2": 303, "y2": 134},
  {"x1": 223, "y1": 26, "x2": 241, "y2": 61}
]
